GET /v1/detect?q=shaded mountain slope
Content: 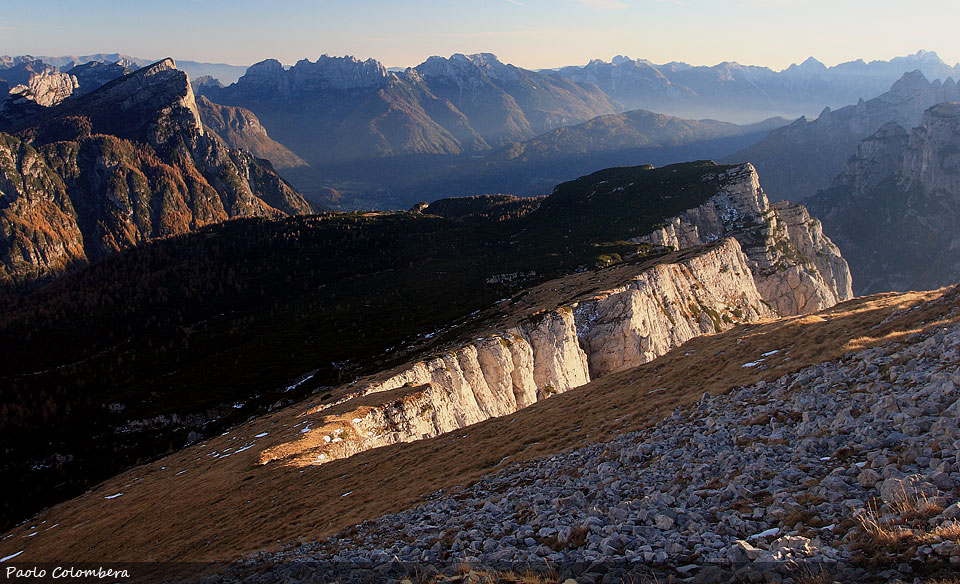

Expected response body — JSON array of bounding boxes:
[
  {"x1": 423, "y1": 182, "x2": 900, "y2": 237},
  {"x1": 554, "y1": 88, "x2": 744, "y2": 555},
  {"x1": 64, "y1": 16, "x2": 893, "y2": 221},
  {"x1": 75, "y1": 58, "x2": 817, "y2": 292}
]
[
  {"x1": 196, "y1": 95, "x2": 307, "y2": 169},
  {"x1": 724, "y1": 71, "x2": 960, "y2": 201},
  {"x1": 808, "y1": 103, "x2": 960, "y2": 294}
]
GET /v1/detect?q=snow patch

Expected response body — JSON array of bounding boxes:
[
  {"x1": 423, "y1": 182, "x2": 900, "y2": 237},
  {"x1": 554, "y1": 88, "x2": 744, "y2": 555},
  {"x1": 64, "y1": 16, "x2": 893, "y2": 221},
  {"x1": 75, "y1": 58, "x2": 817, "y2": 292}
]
[
  {"x1": 747, "y1": 527, "x2": 780, "y2": 540},
  {"x1": 104, "y1": 493, "x2": 123, "y2": 499},
  {"x1": 255, "y1": 432, "x2": 268, "y2": 438},
  {"x1": 0, "y1": 551, "x2": 23, "y2": 562}
]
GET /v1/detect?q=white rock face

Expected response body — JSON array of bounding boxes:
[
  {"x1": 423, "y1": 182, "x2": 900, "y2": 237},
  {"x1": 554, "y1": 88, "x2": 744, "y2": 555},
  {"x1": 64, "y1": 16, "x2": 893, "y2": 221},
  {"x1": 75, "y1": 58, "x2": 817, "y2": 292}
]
[
  {"x1": 260, "y1": 238, "x2": 772, "y2": 467},
  {"x1": 633, "y1": 163, "x2": 853, "y2": 315},
  {"x1": 575, "y1": 238, "x2": 775, "y2": 377},
  {"x1": 8, "y1": 71, "x2": 79, "y2": 107}
]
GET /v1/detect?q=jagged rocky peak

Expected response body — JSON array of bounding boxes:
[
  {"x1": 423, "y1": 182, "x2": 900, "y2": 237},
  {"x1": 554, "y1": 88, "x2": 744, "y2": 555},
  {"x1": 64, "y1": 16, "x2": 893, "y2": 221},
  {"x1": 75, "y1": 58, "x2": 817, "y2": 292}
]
[
  {"x1": 193, "y1": 75, "x2": 224, "y2": 90},
  {"x1": 7, "y1": 70, "x2": 79, "y2": 106},
  {"x1": 289, "y1": 54, "x2": 389, "y2": 89},
  {"x1": 68, "y1": 57, "x2": 204, "y2": 142},
  {"x1": 245, "y1": 58, "x2": 285, "y2": 79},
  {"x1": 236, "y1": 55, "x2": 389, "y2": 92},
  {"x1": 415, "y1": 52, "x2": 517, "y2": 82},
  {"x1": 889, "y1": 69, "x2": 934, "y2": 97}
]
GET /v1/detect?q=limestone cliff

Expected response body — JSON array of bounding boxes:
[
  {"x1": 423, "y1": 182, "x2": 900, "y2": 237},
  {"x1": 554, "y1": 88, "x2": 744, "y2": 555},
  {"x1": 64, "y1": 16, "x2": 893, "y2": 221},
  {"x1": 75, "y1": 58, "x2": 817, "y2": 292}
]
[
  {"x1": 633, "y1": 163, "x2": 853, "y2": 315},
  {"x1": 260, "y1": 238, "x2": 775, "y2": 467}
]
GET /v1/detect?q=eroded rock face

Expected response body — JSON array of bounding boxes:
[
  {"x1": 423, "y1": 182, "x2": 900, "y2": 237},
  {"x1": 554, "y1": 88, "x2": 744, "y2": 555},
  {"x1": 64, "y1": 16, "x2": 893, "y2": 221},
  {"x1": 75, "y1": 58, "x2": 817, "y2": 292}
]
[
  {"x1": 633, "y1": 163, "x2": 853, "y2": 315},
  {"x1": 808, "y1": 102, "x2": 960, "y2": 294},
  {"x1": 0, "y1": 134, "x2": 87, "y2": 283},
  {"x1": 259, "y1": 239, "x2": 772, "y2": 467},
  {"x1": 575, "y1": 238, "x2": 775, "y2": 376}
]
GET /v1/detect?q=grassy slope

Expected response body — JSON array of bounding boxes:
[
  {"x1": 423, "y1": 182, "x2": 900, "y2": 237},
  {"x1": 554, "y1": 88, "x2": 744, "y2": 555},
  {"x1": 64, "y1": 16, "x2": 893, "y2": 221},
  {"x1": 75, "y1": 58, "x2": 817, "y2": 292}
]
[{"x1": 1, "y1": 281, "x2": 956, "y2": 562}]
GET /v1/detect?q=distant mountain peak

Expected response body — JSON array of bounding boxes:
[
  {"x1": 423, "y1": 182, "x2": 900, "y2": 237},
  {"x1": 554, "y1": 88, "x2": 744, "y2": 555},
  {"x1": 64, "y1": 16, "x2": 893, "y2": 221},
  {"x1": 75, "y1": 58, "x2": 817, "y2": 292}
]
[
  {"x1": 611, "y1": 55, "x2": 632, "y2": 65},
  {"x1": 416, "y1": 52, "x2": 515, "y2": 82},
  {"x1": 800, "y1": 56, "x2": 827, "y2": 69},
  {"x1": 889, "y1": 69, "x2": 931, "y2": 96}
]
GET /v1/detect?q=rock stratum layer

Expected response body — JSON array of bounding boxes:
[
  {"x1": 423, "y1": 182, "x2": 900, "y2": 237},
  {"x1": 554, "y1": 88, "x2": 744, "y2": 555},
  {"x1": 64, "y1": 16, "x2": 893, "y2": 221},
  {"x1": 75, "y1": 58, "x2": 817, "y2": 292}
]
[{"x1": 0, "y1": 58, "x2": 312, "y2": 286}]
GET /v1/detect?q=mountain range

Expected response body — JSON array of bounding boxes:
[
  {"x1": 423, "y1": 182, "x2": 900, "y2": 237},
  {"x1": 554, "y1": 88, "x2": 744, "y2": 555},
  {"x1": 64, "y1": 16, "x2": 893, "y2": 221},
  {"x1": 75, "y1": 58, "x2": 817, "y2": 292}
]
[
  {"x1": 556, "y1": 50, "x2": 960, "y2": 123},
  {"x1": 3, "y1": 46, "x2": 960, "y2": 584},
  {"x1": 201, "y1": 53, "x2": 618, "y2": 167}
]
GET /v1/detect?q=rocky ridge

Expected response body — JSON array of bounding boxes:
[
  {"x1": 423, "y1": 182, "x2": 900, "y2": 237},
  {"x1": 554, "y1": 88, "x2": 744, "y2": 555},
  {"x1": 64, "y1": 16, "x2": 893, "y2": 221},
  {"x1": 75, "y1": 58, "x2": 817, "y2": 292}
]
[
  {"x1": 259, "y1": 239, "x2": 775, "y2": 468},
  {"x1": 257, "y1": 163, "x2": 851, "y2": 468},
  {"x1": 807, "y1": 102, "x2": 960, "y2": 295},
  {"x1": 230, "y1": 289, "x2": 960, "y2": 584},
  {"x1": 633, "y1": 163, "x2": 852, "y2": 315}
]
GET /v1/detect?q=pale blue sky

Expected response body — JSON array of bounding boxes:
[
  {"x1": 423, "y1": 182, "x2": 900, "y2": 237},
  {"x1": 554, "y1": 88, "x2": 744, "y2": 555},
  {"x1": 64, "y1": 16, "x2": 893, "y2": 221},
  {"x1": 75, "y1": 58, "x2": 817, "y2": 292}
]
[{"x1": 0, "y1": 0, "x2": 956, "y2": 70}]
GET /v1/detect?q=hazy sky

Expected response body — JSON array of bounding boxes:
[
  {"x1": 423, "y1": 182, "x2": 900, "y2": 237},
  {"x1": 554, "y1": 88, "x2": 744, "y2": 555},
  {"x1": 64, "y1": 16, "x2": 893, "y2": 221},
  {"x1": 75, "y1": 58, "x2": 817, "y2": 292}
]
[{"x1": 1, "y1": 0, "x2": 957, "y2": 70}]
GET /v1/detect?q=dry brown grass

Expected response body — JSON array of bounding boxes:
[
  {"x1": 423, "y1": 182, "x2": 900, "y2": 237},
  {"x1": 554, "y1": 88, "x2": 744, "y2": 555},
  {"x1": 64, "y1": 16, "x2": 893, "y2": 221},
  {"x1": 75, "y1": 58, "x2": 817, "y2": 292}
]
[
  {"x1": 856, "y1": 484, "x2": 958, "y2": 555},
  {"x1": 0, "y1": 285, "x2": 957, "y2": 563}
]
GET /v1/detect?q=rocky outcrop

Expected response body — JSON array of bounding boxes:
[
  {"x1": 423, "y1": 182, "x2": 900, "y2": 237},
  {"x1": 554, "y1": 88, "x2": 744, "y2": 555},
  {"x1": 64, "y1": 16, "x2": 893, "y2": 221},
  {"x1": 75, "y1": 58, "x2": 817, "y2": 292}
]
[
  {"x1": 809, "y1": 102, "x2": 960, "y2": 294},
  {"x1": 0, "y1": 59, "x2": 313, "y2": 286},
  {"x1": 633, "y1": 163, "x2": 853, "y2": 315},
  {"x1": 259, "y1": 238, "x2": 774, "y2": 467},
  {"x1": 574, "y1": 238, "x2": 775, "y2": 376},
  {"x1": 0, "y1": 72, "x2": 79, "y2": 126}
]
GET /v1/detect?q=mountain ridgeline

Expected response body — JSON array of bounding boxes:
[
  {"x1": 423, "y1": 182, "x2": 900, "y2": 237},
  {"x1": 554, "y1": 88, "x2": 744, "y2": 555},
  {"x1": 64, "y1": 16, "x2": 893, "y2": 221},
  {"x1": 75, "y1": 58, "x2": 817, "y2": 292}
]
[
  {"x1": 201, "y1": 53, "x2": 619, "y2": 167},
  {"x1": 0, "y1": 159, "x2": 850, "y2": 530},
  {"x1": 725, "y1": 71, "x2": 960, "y2": 202},
  {"x1": 0, "y1": 58, "x2": 313, "y2": 286},
  {"x1": 557, "y1": 50, "x2": 960, "y2": 123}
]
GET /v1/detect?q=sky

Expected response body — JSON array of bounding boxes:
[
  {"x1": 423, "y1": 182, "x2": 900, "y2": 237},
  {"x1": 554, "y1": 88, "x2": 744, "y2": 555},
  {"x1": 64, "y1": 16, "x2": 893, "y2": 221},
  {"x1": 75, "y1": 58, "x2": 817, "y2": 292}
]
[{"x1": 0, "y1": 0, "x2": 958, "y2": 71}]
